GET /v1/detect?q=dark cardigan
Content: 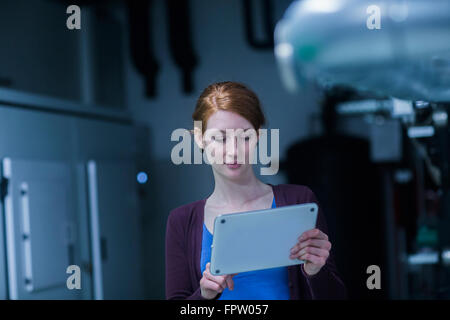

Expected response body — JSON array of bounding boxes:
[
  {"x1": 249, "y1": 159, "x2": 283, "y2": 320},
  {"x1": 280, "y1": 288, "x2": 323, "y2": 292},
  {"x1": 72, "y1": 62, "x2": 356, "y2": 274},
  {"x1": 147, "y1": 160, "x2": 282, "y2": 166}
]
[{"x1": 165, "y1": 183, "x2": 348, "y2": 300}]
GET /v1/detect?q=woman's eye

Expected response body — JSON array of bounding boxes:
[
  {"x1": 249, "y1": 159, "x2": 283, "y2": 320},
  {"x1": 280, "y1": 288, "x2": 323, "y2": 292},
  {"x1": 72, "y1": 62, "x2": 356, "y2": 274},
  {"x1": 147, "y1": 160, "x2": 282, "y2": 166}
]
[{"x1": 212, "y1": 134, "x2": 250, "y2": 142}]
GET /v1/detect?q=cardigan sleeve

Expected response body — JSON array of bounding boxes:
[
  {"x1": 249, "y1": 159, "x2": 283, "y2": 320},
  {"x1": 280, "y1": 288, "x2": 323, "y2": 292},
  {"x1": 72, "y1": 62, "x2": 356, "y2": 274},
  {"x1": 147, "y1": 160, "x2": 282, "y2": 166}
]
[
  {"x1": 165, "y1": 207, "x2": 225, "y2": 300},
  {"x1": 165, "y1": 208, "x2": 206, "y2": 300},
  {"x1": 300, "y1": 187, "x2": 348, "y2": 300}
]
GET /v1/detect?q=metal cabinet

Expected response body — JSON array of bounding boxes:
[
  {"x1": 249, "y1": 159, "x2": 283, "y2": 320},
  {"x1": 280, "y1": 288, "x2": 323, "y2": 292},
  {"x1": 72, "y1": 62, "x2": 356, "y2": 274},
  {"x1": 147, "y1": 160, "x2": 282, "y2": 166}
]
[
  {"x1": 0, "y1": 105, "x2": 146, "y2": 299},
  {"x1": 1, "y1": 158, "x2": 79, "y2": 299},
  {"x1": 86, "y1": 161, "x2": 144, "y2": 299}
]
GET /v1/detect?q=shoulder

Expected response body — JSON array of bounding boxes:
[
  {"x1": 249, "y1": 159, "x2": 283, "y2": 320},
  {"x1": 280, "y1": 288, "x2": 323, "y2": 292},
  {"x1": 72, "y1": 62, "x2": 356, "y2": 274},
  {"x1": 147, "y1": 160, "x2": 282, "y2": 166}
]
[
  {"x1": 275, "y1": 183, "x2": 313, "y2": 196},
  {"x1": 167, "y1": 199, "x2": 204, "y2": 226},
  {"x1": 275, "y1": 183, "x2": 311, "y2": 193},
  {"x1": 274, "y1": 183, "x2": 317, "y2": 203}
]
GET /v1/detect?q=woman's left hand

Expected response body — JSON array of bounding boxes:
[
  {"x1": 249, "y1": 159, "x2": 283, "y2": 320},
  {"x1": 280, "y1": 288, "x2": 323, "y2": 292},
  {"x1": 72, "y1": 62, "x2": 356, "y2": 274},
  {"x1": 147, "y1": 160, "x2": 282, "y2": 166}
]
[{"x1": 289, "y1": 228, "x2": 331, "y2": 276}]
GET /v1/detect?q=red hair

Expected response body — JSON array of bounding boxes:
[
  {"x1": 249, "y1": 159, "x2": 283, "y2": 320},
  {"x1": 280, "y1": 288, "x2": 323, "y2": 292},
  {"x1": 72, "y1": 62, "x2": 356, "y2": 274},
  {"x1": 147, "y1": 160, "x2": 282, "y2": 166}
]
[{"x1": 192, "y1": 81, "x2": 266, "y2": 134}]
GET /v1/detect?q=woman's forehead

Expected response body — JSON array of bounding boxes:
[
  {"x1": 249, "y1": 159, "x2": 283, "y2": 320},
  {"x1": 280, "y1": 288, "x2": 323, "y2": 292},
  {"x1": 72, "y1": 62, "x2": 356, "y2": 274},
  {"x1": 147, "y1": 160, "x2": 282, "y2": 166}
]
[{"x1": 206, "y1": 110, "x2": 253, "y2": 130}]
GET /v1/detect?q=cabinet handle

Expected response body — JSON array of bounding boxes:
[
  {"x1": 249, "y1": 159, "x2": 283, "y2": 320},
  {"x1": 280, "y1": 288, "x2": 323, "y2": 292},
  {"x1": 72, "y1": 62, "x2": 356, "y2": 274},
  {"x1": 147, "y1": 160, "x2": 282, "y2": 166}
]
[{"x1": 20, "y1": 182, "x2": 33, "y2": 292}]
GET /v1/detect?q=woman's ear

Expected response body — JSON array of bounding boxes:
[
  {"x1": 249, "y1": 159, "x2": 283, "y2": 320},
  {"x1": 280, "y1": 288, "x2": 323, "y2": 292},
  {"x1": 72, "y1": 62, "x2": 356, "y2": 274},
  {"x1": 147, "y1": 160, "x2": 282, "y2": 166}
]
[{"x1": 193, "y1": 126, "x2": 204, "y2": 150}]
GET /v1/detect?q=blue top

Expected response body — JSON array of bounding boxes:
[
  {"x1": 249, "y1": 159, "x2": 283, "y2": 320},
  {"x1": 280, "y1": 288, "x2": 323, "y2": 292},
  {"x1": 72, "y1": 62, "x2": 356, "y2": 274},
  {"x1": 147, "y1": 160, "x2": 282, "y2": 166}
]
[{"x1": 200, "y1": 197, "x2": 290, "y2": 300}]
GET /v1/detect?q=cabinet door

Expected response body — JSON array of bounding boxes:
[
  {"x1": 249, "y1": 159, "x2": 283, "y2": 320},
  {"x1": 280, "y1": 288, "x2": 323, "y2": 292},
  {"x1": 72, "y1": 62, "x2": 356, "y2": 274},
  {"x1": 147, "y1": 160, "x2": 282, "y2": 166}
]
[
  {"x1": 87, "y1": 160, "x2": 144, "y2": 299},
  {"x1": 1, "y1": 158, "x2": 82, "y2": 299}
]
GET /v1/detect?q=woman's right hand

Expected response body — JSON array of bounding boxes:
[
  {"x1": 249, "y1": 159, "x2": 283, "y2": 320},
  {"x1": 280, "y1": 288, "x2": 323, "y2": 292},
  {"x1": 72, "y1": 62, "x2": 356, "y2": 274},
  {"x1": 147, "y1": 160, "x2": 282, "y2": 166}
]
[{"x1": 200, "y1": 262, "x2": 237, "y2": 299}]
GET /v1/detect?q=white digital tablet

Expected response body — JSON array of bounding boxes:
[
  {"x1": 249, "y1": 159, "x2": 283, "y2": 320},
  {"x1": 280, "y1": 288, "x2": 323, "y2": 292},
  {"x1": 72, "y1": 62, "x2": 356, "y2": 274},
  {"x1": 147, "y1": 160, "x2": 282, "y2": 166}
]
[{"x1": 210, "y1": 202, "x2": 318, "y2": 276}]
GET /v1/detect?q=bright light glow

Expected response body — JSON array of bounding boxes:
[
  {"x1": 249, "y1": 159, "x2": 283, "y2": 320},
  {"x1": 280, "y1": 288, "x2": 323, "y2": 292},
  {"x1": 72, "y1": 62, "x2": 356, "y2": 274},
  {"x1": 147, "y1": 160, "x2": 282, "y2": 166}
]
[
  {"x1": 137, "y1": 172, "x2": 148, "y2": 184},
  {"x1": 407, "y1": 126, "x2": 435, "y2": 138},
  {"x1": 275, "y1": 43, "x2": 293, "y2": 59},
  {"x1": 392, "y1": 98, "x2": 413, "y2": 117},
  {"x1": 408, "y1": 252, "x2": 438, "y2": 265},
  {"x1": 443, "y1": 250, "x2": 450, "y2": 261},
  {"x1": 301, "y1": 0, "x2": 344, "y2": 13},
  {"x1": 389, "y1": 3, "x2": 409, "y2": 22},
  {"x1": 408, "y1": 250, "x2": 450, "y2": 265}
]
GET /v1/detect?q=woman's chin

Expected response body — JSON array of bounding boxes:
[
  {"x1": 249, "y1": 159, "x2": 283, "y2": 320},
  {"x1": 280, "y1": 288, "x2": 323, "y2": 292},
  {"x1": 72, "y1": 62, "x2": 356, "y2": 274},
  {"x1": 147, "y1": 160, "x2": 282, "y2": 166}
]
[{"x1": 220, "y1": 163, "x2": 247, "y2": 178}]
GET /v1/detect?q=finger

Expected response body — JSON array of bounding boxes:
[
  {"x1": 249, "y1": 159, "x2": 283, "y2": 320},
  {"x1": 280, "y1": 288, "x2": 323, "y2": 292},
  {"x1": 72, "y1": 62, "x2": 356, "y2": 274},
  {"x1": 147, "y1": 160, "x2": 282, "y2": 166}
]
[
  {"x1": 204, "y1": 266, "x2": 228, "y2": 290},
  {"x1": 225, "y1": 275, "x2": 235, "y2": 291},
  {"x1": 298, "y1": 253, "x2": 327, "y2": 266},
  {"x1": 298, "y1": 228, "x2": 328, "y2": 241},
  {"x1": 204, "y1": 271, "x2": 227, "y2": 290},
  {"x1": 201, "y1": 278, "x2": 223, "y2": 293},
  {"x1": 203, "y1": 271, "x2": 227, "y2": 290},
  {"x1": 290, "y1": 239, "x2": 331, "y2": 254},
  {"x1": 291, "y1": 246, "x2": 329, "y2": 260},
  {"x1": 299, "y1": 228, "x2": 328, "y2": 241}
]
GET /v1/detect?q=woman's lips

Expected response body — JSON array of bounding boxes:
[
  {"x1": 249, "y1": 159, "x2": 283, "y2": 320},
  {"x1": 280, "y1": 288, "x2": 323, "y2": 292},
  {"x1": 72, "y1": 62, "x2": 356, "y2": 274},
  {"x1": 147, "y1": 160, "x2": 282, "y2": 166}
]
[{"x1": 226, "y1": 163, "x2": 241, "y2": 169}]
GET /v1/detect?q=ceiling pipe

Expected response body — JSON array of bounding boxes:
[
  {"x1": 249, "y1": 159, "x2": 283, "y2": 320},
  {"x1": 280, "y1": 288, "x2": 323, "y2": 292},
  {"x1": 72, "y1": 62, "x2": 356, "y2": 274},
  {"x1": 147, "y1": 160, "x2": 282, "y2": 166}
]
[
  {"x1": 166, "y1": 0, "x2": 198, "y2": 94},
  {"x1": 242, "y1": 0, "x2": 275, "y2": 50},
  {"x1": 126, "y1": 0, "x2": 159, "y2": 98}
]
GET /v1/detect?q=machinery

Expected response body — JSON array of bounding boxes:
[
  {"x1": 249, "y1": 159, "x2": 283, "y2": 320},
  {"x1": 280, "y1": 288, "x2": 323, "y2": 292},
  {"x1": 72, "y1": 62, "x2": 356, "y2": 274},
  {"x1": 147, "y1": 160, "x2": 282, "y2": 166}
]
[{"x1": 275, "y1": 0, "x2": 450, "y2": 299}]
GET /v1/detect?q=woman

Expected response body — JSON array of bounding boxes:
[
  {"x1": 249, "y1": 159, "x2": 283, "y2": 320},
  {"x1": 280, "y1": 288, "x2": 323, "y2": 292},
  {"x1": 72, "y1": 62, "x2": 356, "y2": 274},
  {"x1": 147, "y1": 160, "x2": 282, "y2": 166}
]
[{"x1": 165, "y1": 81, "x2": 347, "y2": 300}]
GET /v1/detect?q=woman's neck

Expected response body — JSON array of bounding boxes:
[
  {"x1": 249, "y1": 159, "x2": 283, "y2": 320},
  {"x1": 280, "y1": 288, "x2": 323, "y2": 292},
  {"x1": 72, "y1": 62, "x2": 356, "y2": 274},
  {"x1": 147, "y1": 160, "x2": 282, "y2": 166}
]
[{"x1": 208, "y1": 169, "x2": 271, "y2": 208}]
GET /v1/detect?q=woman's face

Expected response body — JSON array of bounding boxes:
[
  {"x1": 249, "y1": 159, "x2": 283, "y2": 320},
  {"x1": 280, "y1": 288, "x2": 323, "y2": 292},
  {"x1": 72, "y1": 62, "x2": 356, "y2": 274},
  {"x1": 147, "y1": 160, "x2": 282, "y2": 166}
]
[{"x1": 201, "y1": 110, "x2": 259, "y2": 180}]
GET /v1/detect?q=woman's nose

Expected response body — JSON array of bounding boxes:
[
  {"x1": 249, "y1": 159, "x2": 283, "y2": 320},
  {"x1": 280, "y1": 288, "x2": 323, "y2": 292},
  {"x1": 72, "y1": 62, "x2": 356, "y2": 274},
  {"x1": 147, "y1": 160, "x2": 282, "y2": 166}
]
[
  {"x1": 225, "y1": 137, "x2": 245, "y2": 159},
  {"x1": 225, "y1": 138, "x2": 238, "y2": 157}
]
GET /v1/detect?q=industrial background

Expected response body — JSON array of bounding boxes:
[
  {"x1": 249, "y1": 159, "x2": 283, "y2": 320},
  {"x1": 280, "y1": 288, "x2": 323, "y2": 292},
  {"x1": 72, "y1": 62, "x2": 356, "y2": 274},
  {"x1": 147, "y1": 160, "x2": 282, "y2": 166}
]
[{"x1": 0, "y1": 0, "x2": 449, "y2": 300}]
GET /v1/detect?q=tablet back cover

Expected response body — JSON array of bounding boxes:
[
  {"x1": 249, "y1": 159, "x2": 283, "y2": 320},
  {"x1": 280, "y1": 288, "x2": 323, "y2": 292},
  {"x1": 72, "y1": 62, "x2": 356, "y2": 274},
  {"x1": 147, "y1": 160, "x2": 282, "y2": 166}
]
[{"x1": 210, "y1": 202, "x2": 318, "y2": 276}]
